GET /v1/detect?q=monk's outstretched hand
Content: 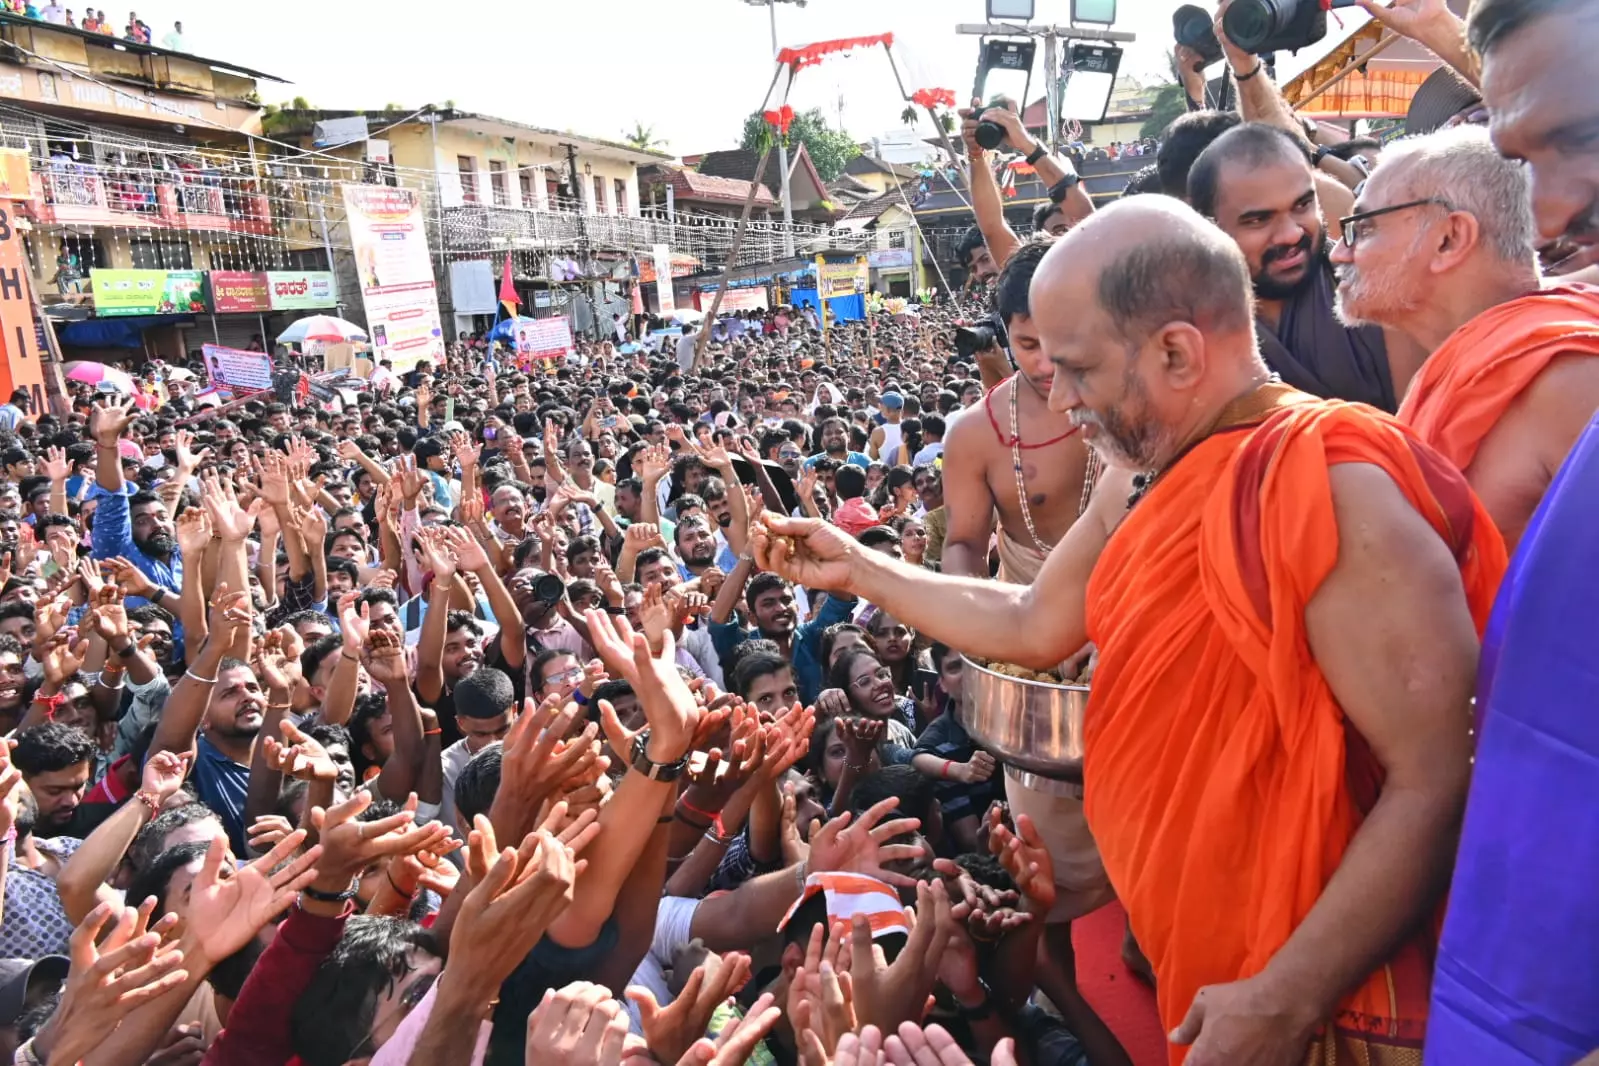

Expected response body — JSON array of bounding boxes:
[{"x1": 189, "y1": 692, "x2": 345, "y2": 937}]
[{"x1": 751, "y1": 514, "x2": 859, "y2": 593}]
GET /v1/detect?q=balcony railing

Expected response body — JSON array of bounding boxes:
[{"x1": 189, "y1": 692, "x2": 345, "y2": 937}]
[
  {"x1": 30, "y1": 162, "x2": 278, "y2": 234},
  {"x1": 438, "y1": 200, "x2": 912, "y2": 269}
]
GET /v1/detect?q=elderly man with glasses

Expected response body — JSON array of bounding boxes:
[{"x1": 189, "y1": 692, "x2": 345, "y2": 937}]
[{"x1": 1332, "y1": 125, "x2": 1599, "y2": 550}]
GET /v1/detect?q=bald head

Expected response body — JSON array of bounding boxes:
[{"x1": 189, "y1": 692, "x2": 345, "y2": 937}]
[
  {"x1": 1029, "y1": 198, "x2": 1267, "y2": 470},
  {"x1": 1036, "y1": 197, "x2": 1256, "y2": 344}
]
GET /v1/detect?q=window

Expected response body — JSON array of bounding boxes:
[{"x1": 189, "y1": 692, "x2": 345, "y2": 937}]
[
  {"x1": 519, "y1": 170, "x2": 535, "y2": 208},
  {"x1": 547, "y1": 174, "x2": 564, "y2": 208},
  {"x1": 489, "y1": 160, "x2": 509, "y2": 206},
  {"x1": 129, "y1": 237, "x2": 193, "y2": 270},
  {"x1": 593, "y1": 175, "x2": 606, "y2": 214},
  {"x1": 457, "y1": 155, "x2": 478, "y2": 204},
  {"x1": 613, "y1": 178, "x2": 628, "y2": 216}
]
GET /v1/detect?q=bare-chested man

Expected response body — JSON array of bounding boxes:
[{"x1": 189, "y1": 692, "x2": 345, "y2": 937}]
[{"x1": 1331, "y1": 125, "x2": 1599, "y2": 550}]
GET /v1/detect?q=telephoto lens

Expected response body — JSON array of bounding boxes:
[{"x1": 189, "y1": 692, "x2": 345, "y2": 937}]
[{"x1": 974, "y1": 109, "x2": 1007, "y2": 151}]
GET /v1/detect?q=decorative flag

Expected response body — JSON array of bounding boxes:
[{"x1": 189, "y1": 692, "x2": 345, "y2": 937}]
[
  {"x1": 498, "y1": 254, "x2": 519, "y2": 315},
  {"x1": 778, "y1": 33, "x2": 894, "y2": 72},
  {"x1": 763, "y1": 106, "x2": 796, "y2": 136}
]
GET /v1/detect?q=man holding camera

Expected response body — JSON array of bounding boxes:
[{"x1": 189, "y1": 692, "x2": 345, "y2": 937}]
[{"x1": 959, "y1": 98, "x2": 1095, "y2": 274}]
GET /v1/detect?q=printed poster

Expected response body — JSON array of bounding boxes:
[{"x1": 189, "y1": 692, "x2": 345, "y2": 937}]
[
  {"x1": 651, "y1": 243, "x2": 675, "y2": 315},
  {"x1": 201, "y1": 343, "x2": 273, "y2": 392},
  {"x1": 340, "y1": 184, "x2": 444, "y2": 372},
  {"x1": 514, "y1": 315, "x2": 574, "y2": 362}
]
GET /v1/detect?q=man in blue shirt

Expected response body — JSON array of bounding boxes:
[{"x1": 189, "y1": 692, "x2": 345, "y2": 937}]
[
  {"x1": 803, "y1": 416, "x2": 871, "y2": 471},
  {"x1": 87, "y1": 397, "x2": 182, "y2": 606},
  {"x1": 709, "y1": 562, "x2": 856, "y2": 706}
]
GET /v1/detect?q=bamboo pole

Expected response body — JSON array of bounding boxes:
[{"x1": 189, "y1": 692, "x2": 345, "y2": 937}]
[{"x1": 691, "y1": 59, "x2": 787, "y2": 370}]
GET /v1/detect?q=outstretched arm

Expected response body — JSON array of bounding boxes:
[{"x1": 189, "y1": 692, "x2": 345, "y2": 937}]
[{"x1": 754, "y1": 469, "x2": 1132, "y2": 672}]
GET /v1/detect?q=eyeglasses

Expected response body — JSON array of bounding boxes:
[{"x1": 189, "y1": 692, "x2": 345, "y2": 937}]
[
  {"x1": 850, "y1": 667, "x2": 893, "y2": 690},
  {"x1": 1338, "y1": 198, "x2": 1455, "y2": 249}
]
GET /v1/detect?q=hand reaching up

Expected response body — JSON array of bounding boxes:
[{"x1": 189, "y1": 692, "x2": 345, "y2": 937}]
[
  {"x1": 584, "y1": 609, "x2": 702, "y2": 766},
  {"x1": 627, "y1": 950, "x2": 753, "y2": 1066},
  {"x1": 184, "y1": 831, "x2": 321, "y2": 968}
]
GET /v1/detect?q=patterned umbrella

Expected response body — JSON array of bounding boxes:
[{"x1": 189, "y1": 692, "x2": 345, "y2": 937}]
[{"x1": 276, "y1": 315, "x2": 368, "y2": 345}]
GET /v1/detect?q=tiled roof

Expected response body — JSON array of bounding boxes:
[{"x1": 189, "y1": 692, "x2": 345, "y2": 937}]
[{"x1": 675, "y1": 169, "x2": 776, "y2": 207}]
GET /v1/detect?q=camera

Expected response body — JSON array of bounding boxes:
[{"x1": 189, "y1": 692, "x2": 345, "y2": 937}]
[
  {"x1": 1173, "y1": 4, "x2": 1224, "y2": 67},
  {"x1": 953, "y1": 313, "x2": 1009, "y2": 359},
  {"x1": 973, "y1": 108, "x2": 1009, "y2": 151},
  {"x1": 1222, "y1": 0, "x2": 1357, "y2": 54},
  {"x1": 533, "y1": 573, "x2": 566, "y2": 605}
]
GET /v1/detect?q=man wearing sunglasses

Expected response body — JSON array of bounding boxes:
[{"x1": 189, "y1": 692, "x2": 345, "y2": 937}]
[
  {"x1": 1331, "y1": 125, "x2": 1599, "y2": 551},
  {"x1": 1188, "y1": 122, "x2": 1404, "y2": 412}
]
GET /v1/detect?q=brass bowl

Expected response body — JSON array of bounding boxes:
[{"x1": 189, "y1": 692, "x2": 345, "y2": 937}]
[{"x1": 957, "y1": 655, "x2": 1088, "y2": 782}]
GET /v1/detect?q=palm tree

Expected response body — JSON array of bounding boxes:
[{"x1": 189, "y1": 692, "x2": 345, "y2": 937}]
[
  {"x1": 625, "y1": 121, "x2": 667, "y2": 153},
  {"x1": 900, "y1": 105, "x2": 919, "y2": 127}
]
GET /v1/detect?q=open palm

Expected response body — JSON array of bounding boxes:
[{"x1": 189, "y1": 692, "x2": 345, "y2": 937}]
[{"x1": 185, "y1": 833, "x2": 320, "y2": 966}]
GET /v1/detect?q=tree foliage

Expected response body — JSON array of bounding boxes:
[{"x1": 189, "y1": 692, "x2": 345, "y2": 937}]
[
  {"x1": 739, "y1": 107, "x2": 860, "y2": 182},
  {"x1": 1142, "y1": 83, "x2": 1188, "y2": 141},
  {"x1": 625, "y1": 121, "x2": 668, "y2": 153}
]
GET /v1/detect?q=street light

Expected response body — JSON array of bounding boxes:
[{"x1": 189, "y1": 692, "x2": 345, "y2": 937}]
[{"x1": 743, "y1": 0, "x2": 804, "y2": 256}]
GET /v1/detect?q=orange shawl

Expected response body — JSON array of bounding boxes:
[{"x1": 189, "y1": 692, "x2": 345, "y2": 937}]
[
  {"x1": 1082, "y1": 400, "x2": 1506, "y2": 1064},
  {"x1": 1397, "y1": 283, "x2": 1599, "y2": 471}
]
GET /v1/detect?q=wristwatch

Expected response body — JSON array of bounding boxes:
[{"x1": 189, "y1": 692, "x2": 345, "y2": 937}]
[
  {"x1": 1023, "y1": 143, "x2": 1048, "y2": 166},
  {"x1": 1312, "y1": 143, "x2": 1334, "y2": 166},
  {"x1": 630, "y1": 731, "x2": 688, "y2": 782},
  {"x1": 1047, "y1": 174, "x2": 1081, "y2": 202}
]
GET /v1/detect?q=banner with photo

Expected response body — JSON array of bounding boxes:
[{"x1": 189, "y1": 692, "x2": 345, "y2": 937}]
[
  {"x1": 201, "y1": 343, "x2": 274, "y2": 392},
  {"x1": 340, "y1": 185, "x2": 444, "y2": 371},
  {"x1": 514, "y1": 315, "x2": 574, "y2": 366}
]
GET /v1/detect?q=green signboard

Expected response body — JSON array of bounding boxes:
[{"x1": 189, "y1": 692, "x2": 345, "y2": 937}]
[{"x1": 90, "y1": 269, "x2": 208, "y2": 317}]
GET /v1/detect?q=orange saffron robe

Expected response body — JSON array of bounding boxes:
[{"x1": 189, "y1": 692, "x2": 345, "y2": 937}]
[
  {"x1": 1082, "y1": 399, "x2": 1507, "y2": 1064},
  {"x1": 1397, "y1": 284, "x2": 1599, "y2": 470}
]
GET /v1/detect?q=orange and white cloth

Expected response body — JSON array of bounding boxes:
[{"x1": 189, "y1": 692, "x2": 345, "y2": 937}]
[{"x1": 778, "y1": 872, "x2": 908, "y2": 939}]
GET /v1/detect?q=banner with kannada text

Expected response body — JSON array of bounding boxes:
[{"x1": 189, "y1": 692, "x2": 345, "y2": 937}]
[
  {"x1": 201, "y1": 343, "x2": 273, "y2": 392},
  {"x1": 340, "y1": 185, "x2": 444, "y2": 372},
  {"x1": 90, "y1": 269, "x2": 206, "y2": 316},
  {"x1": 266, "y1": 270, "x2": 338, "y2": 311}
]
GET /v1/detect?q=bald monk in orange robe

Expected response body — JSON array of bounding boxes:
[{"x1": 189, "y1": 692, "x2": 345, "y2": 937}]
[
  {"x1": 753, "y1": 197, "x2": 1507, "y2": 1065},
  {"x1": 1331, "y1": 128, "x2": 1599, "y2": 550}
]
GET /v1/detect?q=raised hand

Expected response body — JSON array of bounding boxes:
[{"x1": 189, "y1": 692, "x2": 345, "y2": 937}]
[
  {"x1": 174, "y1": 508, "x2": 213, "y2": 558},
  {"x1": 675, "y1": 992, "x2": 783, "y2": 1066},
  {"x1": 492, "y1": 694, "x2": 602, "y2": 837},
  {"x1": 338, "y1": 593, "x2": 370, "y2": 658},
  {"x1": 848, "y1": 879, "x2": 953, "y2": 1033},
  {"x1": 89, "y1": 395, "x2": 135, "y2": 447},
  {"x1": 362, "y1": 619, "x2": 408, "y2": 689},
  {"x1": 308, "y1": 791, "x2": 454, "y2": 886},
  {"x1": 206, "y1": 586, "x2": 253, "y2": 648},
  {"x1": 807, "y1": 796, "x2": 925, "y2": 887},
  {"x1": 636, "y1": 443, "x2": 672, "y2": 482},
  {"x1": 583, "y1": 608, "x2": 702, "y2": 766},
  {"x1": 0, "y1": 740, "x2": 21, "y2": 841},
  {"x1": 45, "y1": 902, "x2": 192, "y2": 1066},
  {"x1": 246, "y1": 814, "x2": 296, "y2": 854},
  {"x1": 451, "y1": 816, "x2": 581, "y2": 1000},
  {"x1": 172, "y1": 429, "x2": 209, "y2": 474},
  {"x1": 198, "y1": 473, "x2": 260, "y2": 543},
  {"x1": 524, "y1": 982, "x2": 632, "y2": 1066},
  {"x1": 140, "y1": 750, "x2": 190, "y2": 805},
  {"x1": 986, "y1": 809, "x2": 1056, "y2": 915},
  {"x1": 263, "y1": 720, "x2": 340, "y2": 784},
  {"x1": 87, "y1": 584, "x2": 131, "y2": 647},
  {"x1": 1352, "y1": 0, "x2": 1457, "y2": 44},
  {"x1": 627, "y1": 950, "x2": 753, "y2": 1066},
  {"x1": 441, "y1": 523, "x2": 489, "y2": 573},
  {"x1": 257, "y1": 625, "x2": 305, "y2": 693},
  {"x1": 394, "y1": 454, "x2": 425, "y2": 504},
  {"x1": 183, "y1": 831, "x2": 321, "y2": 967},
  {"x1": 414, "y1": 525, "x2": 458, "y2": 582},
  {"x1": 42, "y1": 444, "x2": 69, "y2": 482},
  {"x1": 41, "y1": 627, "x2": 91, "y2": 687}
]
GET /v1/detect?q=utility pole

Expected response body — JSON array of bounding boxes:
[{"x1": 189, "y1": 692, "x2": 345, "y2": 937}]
[{"x1": 765, "y1": 0, "x2": 796, "y2": 258}]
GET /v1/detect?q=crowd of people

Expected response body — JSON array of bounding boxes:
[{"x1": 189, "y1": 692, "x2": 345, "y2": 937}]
[
  {"x1": 13, "y1": 3, "x2": 182, "y2": 48},
  {"x1": 0, "y1": 0, "x2": 1591, "y2": 1064}
]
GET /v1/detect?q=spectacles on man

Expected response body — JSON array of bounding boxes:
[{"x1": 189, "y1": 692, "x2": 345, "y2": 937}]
[{"x1": 1338, "y1": 198, "x2": 1455, "y2": 249}]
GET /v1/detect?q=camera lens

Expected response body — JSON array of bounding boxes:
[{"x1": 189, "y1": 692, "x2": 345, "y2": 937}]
[
  {"x1": 1173, "y1": 4, "x2": 1223, "y2": 64},
  {"x1": 1222, "y1": 0, "x2": 1293, "y2": 52},
  {"x1": 975, "y1": 116, "x2": 1007, "y2": 151},
  {"x1": 534, "y1": 574, "x2": 566, "y2": 604}
]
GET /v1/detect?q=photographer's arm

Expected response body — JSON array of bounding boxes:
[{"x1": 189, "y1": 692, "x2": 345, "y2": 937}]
[
  {"x1": 992, "y1": 109, "x2": 1094, "y2": 229},
  {"x1": 958, "y1": 104, "x2": 1021, "y2": 269}
]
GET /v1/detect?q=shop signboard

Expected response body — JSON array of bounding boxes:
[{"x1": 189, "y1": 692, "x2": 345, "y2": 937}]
[
  {"x1": 90, "y1": 269, "x2": 207, "y2": 316},
  {"x1": 868, "y1": 248, "x2": 914, "y2": 269},
  {"x1": 208, "y1": 271, "x2": 271, "y2": 314},
  {"x1": 340, "y1": 185, "x2": 444, "y2": 370},
  {"x1": 265, "y1": 271, "x2": 338, "y2": 311}
]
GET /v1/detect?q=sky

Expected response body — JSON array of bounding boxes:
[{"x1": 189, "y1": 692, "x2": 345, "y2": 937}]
[{"x1": 129, "y1": 0, "x2": 1369, "y2": 157}]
